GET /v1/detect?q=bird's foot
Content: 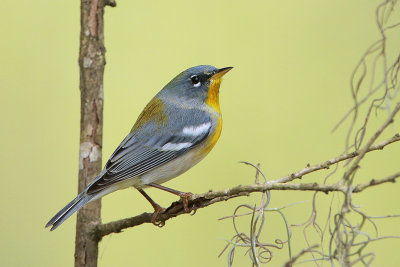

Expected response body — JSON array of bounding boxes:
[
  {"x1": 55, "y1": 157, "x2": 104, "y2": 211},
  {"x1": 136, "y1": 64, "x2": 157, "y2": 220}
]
[
  {"x1": 190, "y1": 208, "x2": 198, "y2": 216},
  {"x1": 178, "y1": 192, "x2": 193, "y2": 213},
  {"x1": 151, "y1": 204, "x2": 166, "y2": 227}
]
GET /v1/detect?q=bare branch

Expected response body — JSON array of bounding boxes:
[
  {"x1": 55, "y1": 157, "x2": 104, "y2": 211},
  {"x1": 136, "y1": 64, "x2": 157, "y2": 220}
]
[
  {"x1": 273, "y1": 133, "x2": 400, "y2": 184},
  {"x1": 91, "y1": 134, "x2": 400, "y2": 240},
  {"x1": 353, "y1": 171, "x2": 400, "y2": 192},
  {"x1": 343, "y1": 102, "x2": 400, "y2": 181}
]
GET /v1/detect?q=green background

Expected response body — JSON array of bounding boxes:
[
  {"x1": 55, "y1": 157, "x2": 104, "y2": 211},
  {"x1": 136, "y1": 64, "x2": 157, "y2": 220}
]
[{"x1": 1, "y1": 0, "x2": 399, "y2": 266}]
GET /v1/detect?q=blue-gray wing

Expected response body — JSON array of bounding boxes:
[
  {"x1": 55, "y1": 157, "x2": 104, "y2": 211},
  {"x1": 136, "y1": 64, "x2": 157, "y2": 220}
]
[{"x1": 86, "y1": 122, "x2": 212, "y2": 194}]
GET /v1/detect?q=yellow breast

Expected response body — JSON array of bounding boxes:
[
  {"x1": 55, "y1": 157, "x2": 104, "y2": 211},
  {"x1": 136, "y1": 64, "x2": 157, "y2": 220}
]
[{"x1": 196, "y1": 116, "x2": 222, "y2": 157}]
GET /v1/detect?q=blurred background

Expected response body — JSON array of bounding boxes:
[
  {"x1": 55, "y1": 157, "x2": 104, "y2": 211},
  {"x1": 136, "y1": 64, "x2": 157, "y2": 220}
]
[{"x1": 1, "y1": 0, "x2": 399, "y2": 266}]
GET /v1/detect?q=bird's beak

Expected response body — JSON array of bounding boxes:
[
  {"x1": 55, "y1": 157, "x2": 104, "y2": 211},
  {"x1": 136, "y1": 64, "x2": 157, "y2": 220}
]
[{"x1": 210, "y1": 67, "x2": 234, "y2": 80}]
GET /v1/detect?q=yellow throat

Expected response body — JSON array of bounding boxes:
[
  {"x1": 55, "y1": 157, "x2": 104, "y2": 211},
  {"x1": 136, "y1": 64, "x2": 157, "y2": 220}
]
[{"x1": 206, "y1": 77, "x2": 222, "y2": 112}]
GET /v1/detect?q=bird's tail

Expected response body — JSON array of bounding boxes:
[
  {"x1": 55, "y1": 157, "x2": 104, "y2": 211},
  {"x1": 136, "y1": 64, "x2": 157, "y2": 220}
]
[{"x1": 45, "y1": 191, "x2": 94, "y2": 231}]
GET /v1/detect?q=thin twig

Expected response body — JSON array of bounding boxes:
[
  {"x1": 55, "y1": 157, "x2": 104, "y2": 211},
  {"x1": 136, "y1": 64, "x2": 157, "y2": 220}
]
[{"x1": 273, "y1": 133, "x2": 400, "y2": 184}]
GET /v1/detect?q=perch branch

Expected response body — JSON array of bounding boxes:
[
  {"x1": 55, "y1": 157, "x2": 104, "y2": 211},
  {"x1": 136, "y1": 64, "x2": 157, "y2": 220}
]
[{"x1": 91, "y1": 134, "x2": 400, "y2": 240}]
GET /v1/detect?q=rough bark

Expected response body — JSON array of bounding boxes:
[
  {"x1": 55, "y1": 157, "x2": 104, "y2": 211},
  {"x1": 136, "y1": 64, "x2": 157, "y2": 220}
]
[{"x1": 75, "y1": 0, "x2": 109, "y2": 266}]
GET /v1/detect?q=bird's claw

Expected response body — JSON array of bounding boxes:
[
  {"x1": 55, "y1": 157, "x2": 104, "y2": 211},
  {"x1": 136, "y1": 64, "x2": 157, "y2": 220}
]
[
  {"x1": 179, "y1": 192, "x2": 193, "y2": 213},
  {"x1": 151, "y1": 204, "x2": 166, "y2": 227}
]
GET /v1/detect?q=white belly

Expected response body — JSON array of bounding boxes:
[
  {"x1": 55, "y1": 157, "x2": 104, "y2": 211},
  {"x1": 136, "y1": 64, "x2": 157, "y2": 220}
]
[{"x1": 137, "y1": 145, "x2": 207, "y2": 187}]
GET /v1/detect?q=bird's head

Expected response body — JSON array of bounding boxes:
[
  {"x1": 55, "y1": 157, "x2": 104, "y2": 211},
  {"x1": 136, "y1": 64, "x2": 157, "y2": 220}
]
[{"x1": 159, "y1": 65, "x2": 233, "y2": 110}]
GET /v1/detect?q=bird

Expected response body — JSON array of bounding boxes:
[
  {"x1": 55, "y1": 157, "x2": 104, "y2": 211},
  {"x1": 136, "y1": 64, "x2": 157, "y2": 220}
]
[{"x1": 46, "y1": 65, "x2": 233, "y2": 230}]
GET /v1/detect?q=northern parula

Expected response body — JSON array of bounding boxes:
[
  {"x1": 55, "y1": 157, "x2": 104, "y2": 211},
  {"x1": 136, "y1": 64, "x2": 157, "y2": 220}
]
[{"x1": 46, "y1": 65, "x2": 233, "y2": 230}]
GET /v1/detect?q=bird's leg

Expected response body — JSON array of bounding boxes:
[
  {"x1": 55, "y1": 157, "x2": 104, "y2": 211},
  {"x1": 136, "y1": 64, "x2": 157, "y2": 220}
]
[
  {"x1": 148, "y1": 183, "x2": 192, "y2": 212},
  {"x1": 138, "y1": 188, "x2": 165, "y2": 227}
]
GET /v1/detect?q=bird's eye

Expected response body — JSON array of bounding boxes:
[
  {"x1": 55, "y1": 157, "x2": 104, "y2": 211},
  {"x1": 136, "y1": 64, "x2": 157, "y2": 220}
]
[{"x1": 190, "y1": 75, "x2": 201, "y2": 87}]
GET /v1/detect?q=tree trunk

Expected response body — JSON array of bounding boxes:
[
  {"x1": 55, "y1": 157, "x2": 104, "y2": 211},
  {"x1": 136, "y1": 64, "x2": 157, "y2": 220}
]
[{"x1": 75, "y1": 0, "x2": 109, "y2": 266}]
